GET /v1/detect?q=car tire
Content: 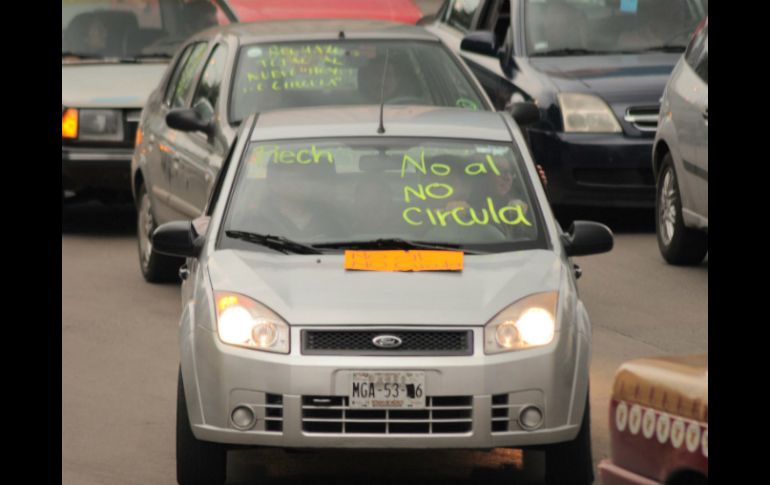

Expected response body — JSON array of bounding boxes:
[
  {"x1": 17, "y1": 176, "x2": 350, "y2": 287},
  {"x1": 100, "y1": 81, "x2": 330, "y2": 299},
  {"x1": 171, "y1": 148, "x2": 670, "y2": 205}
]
[
  {"x1": 136, "y1": 184, "x2": 183, "y2": 283},
  {"x1": 177, "y1": 369, "x2": 227, "y2": 485},
  {"x1": 543, "y1": 392, "x2": 594, "y2": 485},
  {"x1": 655, "y1": 154, "x2": 708, "y2": 265}
]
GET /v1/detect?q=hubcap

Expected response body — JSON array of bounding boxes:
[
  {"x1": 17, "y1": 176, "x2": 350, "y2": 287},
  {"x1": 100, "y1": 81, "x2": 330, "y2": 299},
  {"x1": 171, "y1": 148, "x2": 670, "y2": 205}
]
[
  {"x1": 138, "y1": 193, "x2": 154, "y2": 269},
  {"x1": 658, "y1": 168, "x2": 677, "y2": 246}
]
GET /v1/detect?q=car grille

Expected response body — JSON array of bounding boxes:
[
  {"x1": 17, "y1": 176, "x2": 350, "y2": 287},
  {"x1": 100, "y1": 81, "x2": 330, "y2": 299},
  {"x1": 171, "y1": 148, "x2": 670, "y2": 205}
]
[
  {"x1": 301, "y1": 330, "x2": 473, "y2": 356},
  {"x1": 492, "y1": 394, "x2": 511, "y2": 432},
  {"x1": 264, "y1": 393, "x2": 284, "y2": 432},
  {"x1": 624, "y1": 106, "x2": 659, "y2": 133},
  {"x1": 301, "y1": 395, "x2": 473, "y2": 434}
]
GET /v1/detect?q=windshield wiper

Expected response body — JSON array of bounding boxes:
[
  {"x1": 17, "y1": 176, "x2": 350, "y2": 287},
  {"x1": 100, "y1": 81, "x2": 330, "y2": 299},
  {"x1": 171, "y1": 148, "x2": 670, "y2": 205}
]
[
  {"x1": 133, "y1": 52, "x2": 174, "y2": 59},
  {"x1": 312, "y1": 238, "x2": 485, "y2": 254},
  {"x1": 631, "y1": 44, "x2": 686, "y2": 53},
  {"x1": 225, "y1": 230, "x2": 322, "y2": 255},
  {"x1": 530, "y1": 48, "x2": 611, "y2": 57},
  {"x1": 61, "y1": 51, "x2": 102, "y2": 59}
]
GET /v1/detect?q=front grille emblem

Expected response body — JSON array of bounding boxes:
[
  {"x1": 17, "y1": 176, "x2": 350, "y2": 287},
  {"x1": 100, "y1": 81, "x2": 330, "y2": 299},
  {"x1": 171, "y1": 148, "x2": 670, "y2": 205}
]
[{"x1": 372, "y1": 335, "x2": 403, "y2": 349}]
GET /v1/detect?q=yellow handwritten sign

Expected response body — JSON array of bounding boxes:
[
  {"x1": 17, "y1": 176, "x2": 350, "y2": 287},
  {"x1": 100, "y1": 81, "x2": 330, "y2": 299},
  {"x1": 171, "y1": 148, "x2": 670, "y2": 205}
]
[{"x1": 344, "y1": 250, "x2": 464, "y2": 272}]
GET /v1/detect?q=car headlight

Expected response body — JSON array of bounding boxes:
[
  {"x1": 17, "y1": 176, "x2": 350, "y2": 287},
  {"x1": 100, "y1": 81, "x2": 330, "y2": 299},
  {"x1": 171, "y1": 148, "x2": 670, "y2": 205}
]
[
  {"x1": 558, "y1": 93, "x2": 622, "y2": 133},
  {"x1": 484, "y1": 292, "x2": 558, "y2": 354},
  {"x1": 215, "y1": 292, "x2": 290, "y2": 354},
  {"x1": 62, "y1": 108, "x2": 78, "y2": 139},
  {"x1": 77, "y1": 109, "x2": 124, "y2": 141}
]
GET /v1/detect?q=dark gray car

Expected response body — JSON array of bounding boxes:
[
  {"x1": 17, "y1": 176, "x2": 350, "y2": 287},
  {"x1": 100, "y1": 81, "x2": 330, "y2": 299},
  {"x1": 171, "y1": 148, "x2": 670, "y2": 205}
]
[{"x1": 131, "y1": 19, "x2": 496, "y2": 282}]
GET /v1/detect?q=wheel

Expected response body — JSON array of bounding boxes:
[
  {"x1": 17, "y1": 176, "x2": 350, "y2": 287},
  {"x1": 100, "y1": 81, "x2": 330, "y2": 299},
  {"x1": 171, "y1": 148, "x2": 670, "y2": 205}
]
[
  {"x1": 655, "y1": 154, "x2": 707, "y2": 265},
  {"x1": 543, "y1": 392, "x2": 594, "y2": 485},
  {"x1": 136, "y1": 184, "x2": 184, "y2": 282},
  {"x1": 177, "y1": 369, "x2": 227, "y2": 485}
]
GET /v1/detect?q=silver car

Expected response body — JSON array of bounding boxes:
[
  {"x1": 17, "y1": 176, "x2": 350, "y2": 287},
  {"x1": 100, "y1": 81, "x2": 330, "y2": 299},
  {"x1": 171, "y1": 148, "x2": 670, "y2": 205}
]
[
  {"x1": 152, "y1": 105, "x2": 613, "y2": 485},
  {"x1": 130, "y1": 19, "x2": 496, "y2": 283},
  {"x1": 653, "y1": 17, "x2": 708, "y2": 265}
]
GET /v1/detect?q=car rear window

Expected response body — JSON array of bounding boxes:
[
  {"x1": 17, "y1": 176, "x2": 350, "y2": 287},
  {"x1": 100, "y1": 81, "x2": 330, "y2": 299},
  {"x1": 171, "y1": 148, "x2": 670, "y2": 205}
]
[{"x1": 229, "y1": 40, "x2": 487, "y2": 123}]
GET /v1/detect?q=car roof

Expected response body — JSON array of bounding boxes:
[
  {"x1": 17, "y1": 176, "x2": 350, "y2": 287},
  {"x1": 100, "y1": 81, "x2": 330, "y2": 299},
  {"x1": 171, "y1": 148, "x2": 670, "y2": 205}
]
[
  {"x1": 208, "y1": 19, "x2": 439, "y2": 43},
  {"x1": 249, "y1": 105, "x2": 514, "y2": 142}
]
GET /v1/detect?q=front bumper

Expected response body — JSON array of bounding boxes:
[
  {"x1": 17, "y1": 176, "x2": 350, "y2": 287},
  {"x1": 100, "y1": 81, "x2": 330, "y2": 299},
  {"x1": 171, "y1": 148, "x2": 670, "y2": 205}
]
[
  {"x1": 528, "y1": 130, "x2": 655, "y2": 208},
  {"x1": 62, "y1": 146, "x2": 133, "y2": 193},
  {"x1": 180, "y1": 324, "x2": 590, "y2": 449}
]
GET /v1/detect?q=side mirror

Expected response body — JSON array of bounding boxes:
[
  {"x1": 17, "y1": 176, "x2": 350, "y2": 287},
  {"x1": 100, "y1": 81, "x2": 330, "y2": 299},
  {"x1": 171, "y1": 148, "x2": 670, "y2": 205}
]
[
  {"x1": 562, "y1": 221, "x2": 613, "y2": 257},
  {"x1": 510, "y1": 102, "x2": 540, "y2": 126},
  {"x1": 460, "y1": 31, "x2": 498, "y2": 57},
  {"x1": 167, "y1": 108, "x2": 213, "y2": 136},
  {"x1": 152, "y1": 220, "x2": 204, "y2": 258}
]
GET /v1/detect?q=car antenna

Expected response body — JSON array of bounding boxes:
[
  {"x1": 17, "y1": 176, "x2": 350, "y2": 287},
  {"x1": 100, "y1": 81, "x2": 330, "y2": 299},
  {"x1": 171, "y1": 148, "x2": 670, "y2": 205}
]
[{"x1": 377, "y1": 48, "x2": 390, "y2": 134}]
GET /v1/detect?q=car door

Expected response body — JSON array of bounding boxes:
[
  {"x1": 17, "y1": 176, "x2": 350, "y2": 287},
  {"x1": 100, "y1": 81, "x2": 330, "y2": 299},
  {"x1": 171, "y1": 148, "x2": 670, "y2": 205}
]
[
  {"x1": 156, "y1": 40, "x2": 210, "y2": 220},
  {"x1": 429, "y1": 0, "x2": 522, "y2": 110},
  {"x1": 671, "y1": 22, "x2": 708, "y2": 222},
  {"x1": 173, "y1": 42, "x2": 231, "y2": 218},
  {"x1": 142, "y1": 41, "x2": 201, "y2": 223},
  {"x1": 691, "y1": 31, "x2": 707, "y2": 222}
]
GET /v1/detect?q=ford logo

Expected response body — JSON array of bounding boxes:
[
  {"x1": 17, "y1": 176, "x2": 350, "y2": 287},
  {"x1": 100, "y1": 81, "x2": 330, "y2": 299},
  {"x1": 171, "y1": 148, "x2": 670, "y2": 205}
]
[{"x1": 372, "y1": 335, "x2": 403, "y2": 349}]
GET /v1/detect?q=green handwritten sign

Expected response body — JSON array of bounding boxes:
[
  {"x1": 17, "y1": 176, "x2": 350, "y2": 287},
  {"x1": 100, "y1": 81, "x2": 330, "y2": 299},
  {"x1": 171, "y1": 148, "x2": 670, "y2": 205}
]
[
  {"x1": 241, "y1": 43, "x2": 360, "y2": 94},
  {"x1": 246, "y1": 144, "x2": 335, "y2": 179},
  {"x1": 399, "y1": 150, "x2": 532, "y2": 228}
]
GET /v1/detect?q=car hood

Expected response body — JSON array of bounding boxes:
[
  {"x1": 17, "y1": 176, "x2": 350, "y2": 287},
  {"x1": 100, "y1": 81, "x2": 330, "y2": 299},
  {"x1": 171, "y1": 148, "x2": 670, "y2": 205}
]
[
  {"x1": 207, "y1": 249, "x2": 563, "y2": 326},
  {"x1": 62, "y1": 63, "x2": 167, "y2": 108},
  {"x1": 529, "y1": 53, "x2": 679, "y2": 104}
]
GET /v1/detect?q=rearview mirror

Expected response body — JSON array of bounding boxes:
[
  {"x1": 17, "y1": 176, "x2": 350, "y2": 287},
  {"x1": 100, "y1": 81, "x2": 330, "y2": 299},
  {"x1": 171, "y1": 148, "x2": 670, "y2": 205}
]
[
  {"x1": 167, "y1": 108, "x2": 213, "y2": 136},
  {"x1": 562, "y1": 221, "x2": 613, "y2": 257},
  {"x1": 460, "y1": 31, "x2": 498, "y2": 57},
  {"x1": 510, "y1": 102, "x2": 540, "y2": 126},
  {"x1": 152, "y1": 220, "x2": 204, "y2": 258}
]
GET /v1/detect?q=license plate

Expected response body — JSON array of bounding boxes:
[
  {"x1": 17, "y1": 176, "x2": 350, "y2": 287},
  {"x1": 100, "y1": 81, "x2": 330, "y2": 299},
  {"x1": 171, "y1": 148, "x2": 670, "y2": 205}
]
[{"x1": 349, "y1": 371, "x2": 426, "y2": 409}]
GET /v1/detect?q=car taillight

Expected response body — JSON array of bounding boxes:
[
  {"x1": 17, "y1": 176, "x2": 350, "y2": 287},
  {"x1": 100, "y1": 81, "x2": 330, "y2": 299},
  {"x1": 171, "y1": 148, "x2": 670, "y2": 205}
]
[{"x1": 62, "y1": 108, "x2": 78, "y2": 139}]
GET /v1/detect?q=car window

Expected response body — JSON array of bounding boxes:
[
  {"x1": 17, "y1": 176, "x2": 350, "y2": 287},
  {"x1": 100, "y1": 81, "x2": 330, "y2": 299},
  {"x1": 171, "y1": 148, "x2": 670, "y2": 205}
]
[
  {"x1": 476, "y1": 0, "x2": 511, "y2": 48},
  {"x1": 62, "y1": 0, "x2": 231, "y2": 60},
  {"x1": 524, "y1": 0, "x2": 707, "y2": 56},
  {"x1": 164, "y1": 43, "x2": 196, "y2": 105},
  {"x1": 170, "y1": 43, "x2": 209, "y2": 108},
  {"x1": 192, "y1": 44, "x2": 229, "y2": 119},
  {"x1": 230, "y1": 41, "x2": 488, "y2": 123},
  {"x1": 221, "y1": 138, "x2": 547, "y2": 253},
  {"x1": 448, "y1": 0, "x2": 483, "y2": 31}
]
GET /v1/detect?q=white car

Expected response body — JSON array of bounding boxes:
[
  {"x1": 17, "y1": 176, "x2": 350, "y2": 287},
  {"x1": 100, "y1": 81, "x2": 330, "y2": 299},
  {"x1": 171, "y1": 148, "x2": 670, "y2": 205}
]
[
  {"x1": 152, "y1": 105, "x2": 614, "y2": 485},
  {"x1": 653, "y1": 18, "x2": 708, "y2": 265}
]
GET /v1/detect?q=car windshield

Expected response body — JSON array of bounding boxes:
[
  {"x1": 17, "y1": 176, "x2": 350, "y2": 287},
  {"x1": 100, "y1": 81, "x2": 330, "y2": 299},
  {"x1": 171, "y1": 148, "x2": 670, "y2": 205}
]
[
  {"x1": 62, "y1": 0, "x2": 231, "y2": 61},
  {"x1": 525, "y1": 0, "x2": 708, "y2": 56},
  {"x1": 230, "y1": 41, "x2": 488, "y2": 123},
  {"x1": 221, "y1": 138, "x2": 548, "y2": 253}
]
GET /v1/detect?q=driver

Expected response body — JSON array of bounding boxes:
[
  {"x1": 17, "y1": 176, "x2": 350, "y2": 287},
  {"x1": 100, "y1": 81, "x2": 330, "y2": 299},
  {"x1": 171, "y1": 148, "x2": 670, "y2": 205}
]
[{"x1": 250, "y1": 154, "x2": 345, "y2": 240}]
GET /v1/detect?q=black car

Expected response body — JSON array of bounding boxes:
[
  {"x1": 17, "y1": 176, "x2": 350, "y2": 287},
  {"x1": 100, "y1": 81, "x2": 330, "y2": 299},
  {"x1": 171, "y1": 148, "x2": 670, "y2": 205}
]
[
  {"x1": 426, "y1": 0, "x2": 708, "y2": 210},
  {"x1": 131, "y1": 19, "x2": 496, "y2": 282}
]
